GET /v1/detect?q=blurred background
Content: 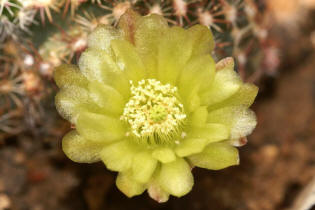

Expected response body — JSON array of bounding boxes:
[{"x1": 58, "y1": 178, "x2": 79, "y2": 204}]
[{"x1": 0, "y1": 0, "x2": 315, "y2": 209}]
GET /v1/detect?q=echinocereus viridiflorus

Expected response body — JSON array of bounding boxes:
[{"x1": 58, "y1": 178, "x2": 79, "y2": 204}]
[{"x1": 54, "y1": 10, "x2": 258, "y2": 202}]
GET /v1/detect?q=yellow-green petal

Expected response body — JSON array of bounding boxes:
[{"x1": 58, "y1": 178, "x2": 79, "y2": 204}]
[
  {"x1": 76, "y1": 112, "x2": 125, "y2": 143},
  {"x1": 190, "y1": 106, "x2": 208, "y2": 127},
  {"x1": 55, "y1": 86, "x2": 89, "y2": 124},
  {"x1": 148, "y1": 172, "x2": 170, "y2": 203},
  {"x1": 111, "y1": 39, "x2": 146, "y2": 82},
  {"x1": 200, "y1": 66, "x2": 242, "y2": 106},
  {"x1": 78, "y1": 49, "x2": 130, "y2": 99},
  {"x1": 207, "y1": 106, "x2": 257, "y2": 139},
  {"x1": 102, "y1": 71, "x2": 130, "y2": 99},
  {"x1": 208, "y1": 83, "x2": 259, "y2": 111},
  {"x1": 175, "y1": 138, "x2": 209, "y2": 157},
  {"x1": 131, "y1": 151, "x2": 157, "y2": 183},
  {"x1": 88, "y1": 81, "x2": 125, "y2": 115},
  {"x1": 178, "y1": 55, "x2": 215, "y2": 112},
  {"x1": 178, "y1": 55, "x2": 215, "y2": 91},
  {"x1": 188, "y1": 24, "x2": 215, "y2": 57},
  {"x1": 187, "y1": 123, "x2": 229, "y2": 143},
  {"x1": 215, "y1": 57, "x2": 234, "y2": 71},
  {"x1": 87, "y1": 25, "x2": 122, "y2": 55},
  {"x1": 134, "y1": 14, "x2": 168, "y2": 78},
  {"x1": 78, "y1": 49, "x2": 119, "y2": 82},
  {"x1": 62, "y1": 130, "x2": 103, "y2": 163},
  {"x1": 118, "y1": 9, "x2": 141, "y2": 44},
  {"x1": 157, "y1": 27, "x2": 193, "y2": 85},
  {"x1": 152, "y1": 147, "x2": 176, "y2": 163},
  {"x1": 54, "y1": 64, "x2": 88, "y2": 89},
  {"x1": 184, "y1": 91, "x2": 201, "y2": 114},
  {"x1": 116, "y1": 171, "x2": 145, "y2": 197},
  {"x1": 188, "y1": 142, "x2": 239, "y2": 170},
  {"x1": 158, "y1": 158, "x2": 193, "y2": 197},
  {"x1": 100, "y1": 140, "x2": 140, "y2": 172}
]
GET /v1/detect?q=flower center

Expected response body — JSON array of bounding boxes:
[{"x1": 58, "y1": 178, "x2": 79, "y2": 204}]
[
  {"x1": 121, "y1": 79, "x2": 186, "y2": 145},
  {"x1": 149, "y1": 104, "x2": 167, "y2": 123}
]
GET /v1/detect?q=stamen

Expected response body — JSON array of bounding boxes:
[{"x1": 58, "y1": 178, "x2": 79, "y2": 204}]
[{"x1": 121, "y1": 79, "x2": 186, "y2": 145}]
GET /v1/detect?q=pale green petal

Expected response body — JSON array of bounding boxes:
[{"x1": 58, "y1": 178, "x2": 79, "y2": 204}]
[
  {"x1": 175, "y1": 138, "x2": 209, "y2": 157},
  {"x1": 56, "y1": 86, "x2": 119, "y2": 124},
  {"x1": 54, "y1": 64, "x2": 88, "y2": 89},
  {"x1": 188, "y1": 24, "x2": 215, "y2": 57},
  {"x1": 76, "y1": 112, "x2": 125, "y2": 143},
  {"x1": 208, "y1": 84, "x2": 259, "y2": 111},
  {"x1": 78, "y1": 49, "x2": 119, "y2": 82},
  {"x1": 116, "y1": 171, "x2": 145, "y2": 197},
  {"x1": 132, "y1": 151, "x2": 157, "y2": 183},
  {"x1": 87, "y1": 25, "x2": 122, "y2": 55},
  {"x1": 111, "y1": 39, "x2": 146, "y2": 82},
  {"x1": 100, "y1": 140, "x2": 140, "y2": 172},
  {"x1": 188, "y1": 142, "x2": 239, "y2": 170},
  {"x1": 178, "y1": 55, "x2": 215, "y2": 112},
  {"x1": 78, "y1": 49, "x2": 112, "y2": 81},
  {"x1": 183, "y1": 90, "x2": 200, "y2": 114},
  {"x1": 176, "y1": 123, "x2": 229, "y2": 157},
  {"x1": 207, "y1": 106, "x2": 257, "y2": 139},
  {"x1": 118, "y1": 9, "x2": 141, "y2": 43},
  {"x1": 200, "y1": 67, "x2": 242, "y2": 106},
  {"x1": 152, "y1": 147, "x2": 176, "y2": 163},
  {"x1": 102, "y1": 71, "x2": 130, "y2": 99},
  {"x1": 78, "y1": 49, "x2": 130, "y2": 99},
  {"x1": 215, "y1": 57, "x2": 234, "y2": 72},
  {"x1": 158, "y1": 158, "x2": 193, "y2": 197},
  {"x1": 190, "y1": 106, "x2": 208, "y2": 127},
  {"x1": 88, "y1": 81, "x2": 125, "y2": 115},
  {"x1": 134, "y1": 14, "x2": 168, "y2": 78},
  {"x1": 187, "y1": 123, "x2": 229, "y2": 143},
  {"x1": 178, "y1": 55, "x2": 215, "y2": 92},
  {"x1": 62, "y1": 130, "x2": 103, "y2": 163},
  {"x1": 157, "y1": 27, "x2": 193, "y2": 85},
  {"x1": 148, "y1": 171, "x2": 170, "y2": 203},
  {"x1": 55, "y1": 86, "x2": 89, "y2": 124}
]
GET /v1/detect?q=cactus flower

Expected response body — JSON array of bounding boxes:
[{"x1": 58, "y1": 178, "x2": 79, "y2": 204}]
[{"x1": 54, "y1": 10, "x2": 258, "y2": 202}]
